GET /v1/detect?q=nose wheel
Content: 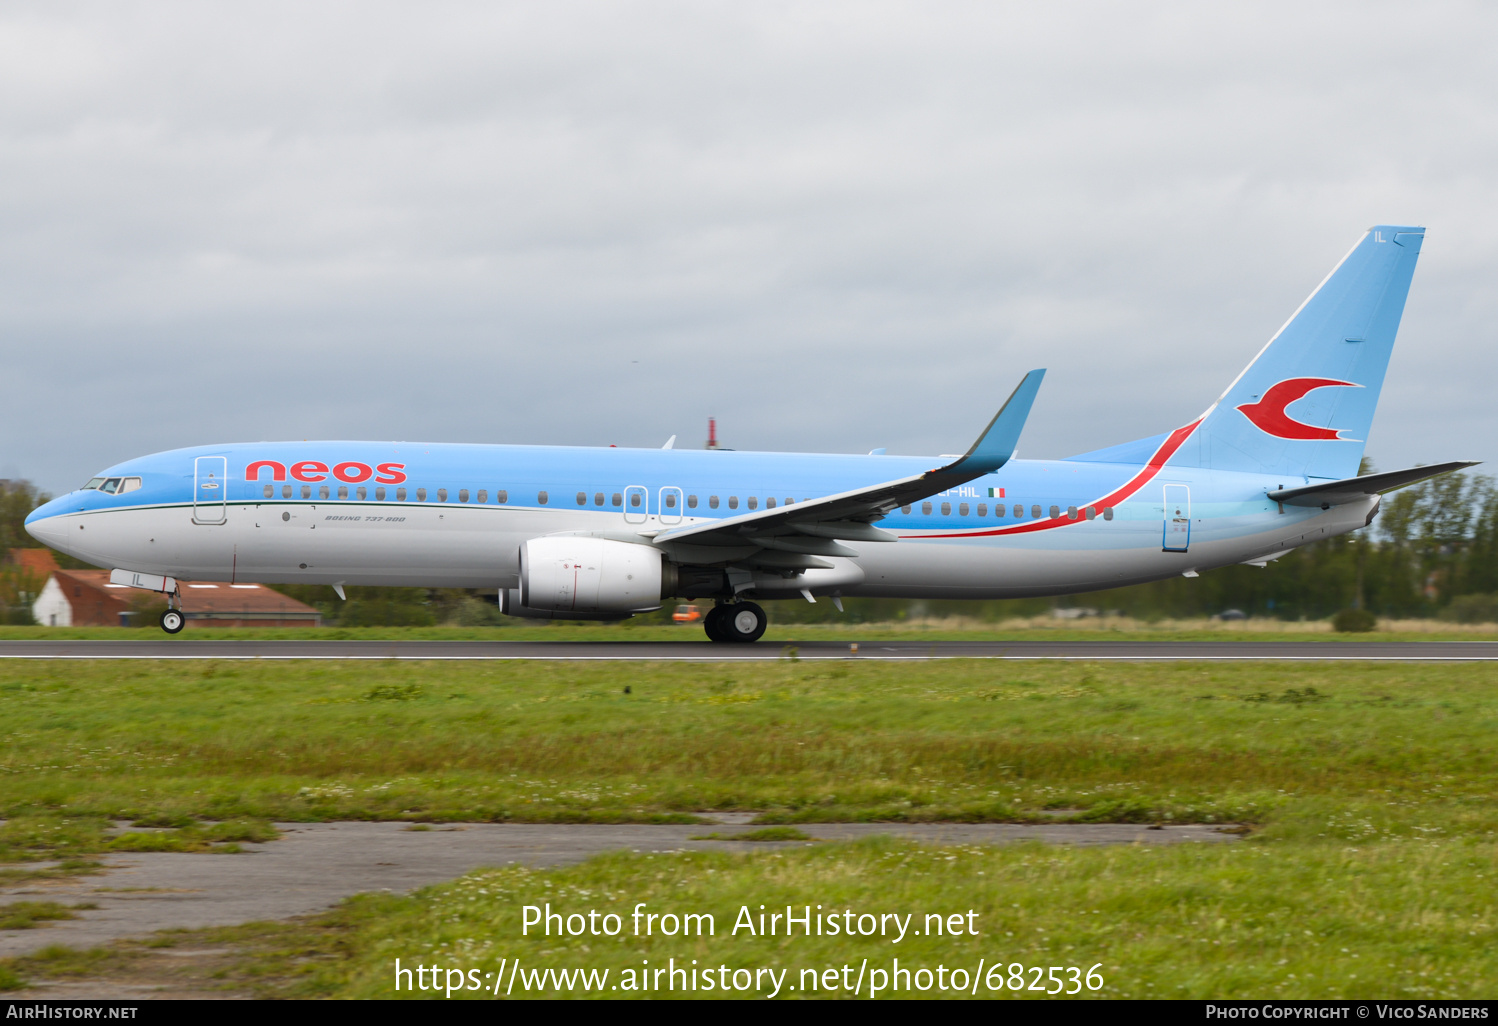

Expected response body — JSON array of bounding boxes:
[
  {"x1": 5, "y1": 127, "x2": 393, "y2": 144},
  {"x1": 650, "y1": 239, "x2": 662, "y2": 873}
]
[
  {"x1": 160, "y1": 608, "x2": 184, "y2": 634},
  {"x1": 703, "y1": 601, "x2": 767, "y2": 643}
]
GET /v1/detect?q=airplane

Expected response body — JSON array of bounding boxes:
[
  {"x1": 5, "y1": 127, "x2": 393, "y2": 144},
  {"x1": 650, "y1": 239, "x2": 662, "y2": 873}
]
[{"x1": 26, "y1": 224, "x2": 1477, "y2": 640}]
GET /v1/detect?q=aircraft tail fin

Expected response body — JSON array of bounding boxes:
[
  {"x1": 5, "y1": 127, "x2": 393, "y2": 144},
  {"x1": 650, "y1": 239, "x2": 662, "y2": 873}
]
[{"x1": 1167, "y1": 225, "x2": 1425, "y2": 480}]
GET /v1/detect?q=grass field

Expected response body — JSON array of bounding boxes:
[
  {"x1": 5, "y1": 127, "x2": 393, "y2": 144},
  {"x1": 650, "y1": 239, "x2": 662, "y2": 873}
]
[{"x1": 1, "y1": 656, "x2": 1494, "y2": 998}]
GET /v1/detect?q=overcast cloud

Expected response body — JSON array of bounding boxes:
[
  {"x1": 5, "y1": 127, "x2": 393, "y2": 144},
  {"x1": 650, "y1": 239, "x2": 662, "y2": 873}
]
[{"x1": 2, "y1": 1, "x2": 1496, "y2": 494}]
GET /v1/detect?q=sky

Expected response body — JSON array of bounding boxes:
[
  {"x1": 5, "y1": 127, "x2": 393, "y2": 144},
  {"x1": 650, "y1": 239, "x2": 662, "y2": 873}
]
[{"x1": 2, "y1": 2, "x2": 1496, "y2": 495}]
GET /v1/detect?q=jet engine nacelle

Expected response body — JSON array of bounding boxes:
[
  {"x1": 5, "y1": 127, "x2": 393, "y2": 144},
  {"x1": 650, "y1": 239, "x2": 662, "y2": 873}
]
[{"x1": 518, "y1": 536, "x2": 667, "y2": 614}]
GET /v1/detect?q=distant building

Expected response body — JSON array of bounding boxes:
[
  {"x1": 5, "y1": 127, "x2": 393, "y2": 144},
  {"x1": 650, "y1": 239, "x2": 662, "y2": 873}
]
[
  {"x1": 32, "y1": 570, "x2": 320, "y2": 628},
  {"x1": 9, "y1": 549, "x2": 59, "y2": 577}
]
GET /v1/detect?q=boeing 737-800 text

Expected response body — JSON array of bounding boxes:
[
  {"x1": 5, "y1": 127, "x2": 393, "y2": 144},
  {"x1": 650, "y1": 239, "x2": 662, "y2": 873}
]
[{"x1": 26, "y1": 225, "x2": 1475, "y2": 640}]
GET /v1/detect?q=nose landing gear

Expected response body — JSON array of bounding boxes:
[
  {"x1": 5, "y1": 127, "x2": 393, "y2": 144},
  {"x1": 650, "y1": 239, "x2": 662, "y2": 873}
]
[
  {"x1": 703, "y1": 600, "x2": 767, "y2": 643},
  {"x1": 159, "y1": 587, "x2": 185, "y2": 634}
]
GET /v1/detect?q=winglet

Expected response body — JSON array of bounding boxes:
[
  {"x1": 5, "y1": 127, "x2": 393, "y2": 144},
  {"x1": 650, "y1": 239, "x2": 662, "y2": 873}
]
[{"x1": 944, "y1": 369, "x2": 1045, "y2": 475}]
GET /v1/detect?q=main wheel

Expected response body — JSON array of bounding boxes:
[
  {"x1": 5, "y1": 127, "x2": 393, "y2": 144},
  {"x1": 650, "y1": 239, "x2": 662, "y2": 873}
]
[
  {"x1": 720, "y1": 601, "x2": 767, "y2": 643},
  {"x1": 703, "y1": 604, "x2": 729, "y2": 642},
  {"x1": 160, "y1": 609, "x2": 185, "y2": 634}
]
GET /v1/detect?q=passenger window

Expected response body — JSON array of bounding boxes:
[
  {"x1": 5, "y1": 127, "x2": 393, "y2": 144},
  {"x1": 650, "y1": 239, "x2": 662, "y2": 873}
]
[
  {"x1": 320, "y1": 486, "x2": 331, "y2": 500},
  {"x1": 1049, "y1": 505, "x2": 1060, "y2": 518},
  {"x1": 576, "y1": 492, "x2": 586, "y2": 506},
  {"x1": 941, "y1": 502, "x2": 951, "y2": 516},
  {"x1": 629, "y1": 492, "x2": 640, "y2": 508},
  {"x1": 263, "y1": 485, "x2": 273, "y2": 499},
  {"x1": 1103, "y1": 506, "x2": 1114, "y2": 521},
  {"x1": 612, "y1": 492, "x2": 622, "y2": 507},
  {"x1": 101, "y1": 479, "x2": 120, "y2": 494},
  {"x1": 728, "y1": 497, "x2": 739, "y2": 510},
  {"x1": 459, "y1": 489, "x2": 469, "y2": 503},
  {"x1": 709, "y1": 496, "x2": 720, "y2": 509},
  {"x1": 497, "y1": 490, "x2": 508, "y2": 503},
  {"x1": 665, "y1": 493, "x2": 677, "y2": 509},
  {"x1": 377, "y1": 487, "x2": 387, "y2": 501},
  {"x1": 1068, "y1": 505, "x2": 1078, "y2": 520},
  {"x1": 687, "y1": 495, "x2": 698, "y2": 509},
  {"x1": 119, "y1": 478, "x2": 142, "y2": 493},
  {"x1": 397, "y1": 488, "x2": 407, "y2": 501},
  {"x1": 282, "y1": 485, "x2": 292, "y2": 499},
  {"x1": 594, "y1": 492, "x2": 604, "y2": 506},
  {"x1": 358, "y1": 486, "x2": 367, "y2": 500},
  {"x1": 477, "y1": 489, "x2": 487, "y2": 503},
  {"x1": 977, "y1": 503, "x2": 987, "y2": 516},
  {"x1": 922, "y1": 502, "x2": 932, "y2": 515},
  {"x1": 417, "y1": 488, "x2": 427, "y2": 501},
  {"x1": 1031, "y1": 505, "x2": 1041, "y2": 519},
  {"x1": 959, "y1": 503, "x2": 969, "y2": 516},
  {"x1": 338, "y1": 486, "x2": 348, "y2": 500},
  {"x1": 766, "y1": 497, "x2": 776, "y2": 509},
  {"x1": 538, "y1": 491, "x2": 548, "y2": 505},
  {"x1": 747, "y1": 497, "x2": 758, "y2": 510},
  {"x1": 1085, "y1": 505, "x2": 1096, "y2": 520},
  {"x1": 785, "y1": 498, "x2": 794, "y2": 505},
  {"x1": 901, "y1": 505, "x2": 911, "y2": 514},
  {"x1": 437, "y1": 488, "x2": 447, "y2": 502},
  {"x1": 302, "y1": 485, "x2": 312, "y2": 499}
]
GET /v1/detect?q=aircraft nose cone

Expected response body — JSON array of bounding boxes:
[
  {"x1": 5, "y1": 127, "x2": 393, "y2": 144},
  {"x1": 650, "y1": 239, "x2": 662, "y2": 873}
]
[{"x1": 24, "y1": 500, "x2": 70, "y2": 548}]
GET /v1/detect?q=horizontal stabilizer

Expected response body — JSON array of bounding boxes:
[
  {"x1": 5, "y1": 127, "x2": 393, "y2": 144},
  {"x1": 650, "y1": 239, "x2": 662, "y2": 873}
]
[{"x1": 1268, "y1": 460, "x2": 1480, "y2": 507}]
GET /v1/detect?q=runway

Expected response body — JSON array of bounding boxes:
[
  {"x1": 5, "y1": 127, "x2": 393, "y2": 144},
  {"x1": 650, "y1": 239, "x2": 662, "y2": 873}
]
[{"x1": 2, "y1": 638, "x2": 1496, "y2": 660}]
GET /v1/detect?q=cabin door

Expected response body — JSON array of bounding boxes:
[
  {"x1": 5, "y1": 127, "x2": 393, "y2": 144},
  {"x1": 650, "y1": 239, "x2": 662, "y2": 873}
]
[
  {"x1": 1162, "y1": 484, "x2": 1190, "y2": 552},
  {"x1": 193, "y1": 456, "x2": 228, "y2": 525}
]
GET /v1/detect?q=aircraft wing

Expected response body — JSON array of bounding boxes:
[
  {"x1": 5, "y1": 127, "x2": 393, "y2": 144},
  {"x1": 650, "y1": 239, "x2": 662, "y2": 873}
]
[
  {"x1": 651, "y1": 370, "x2": 1044, "y2": 552},
  {"x1": 1267, "y1": 460, "x2": 1480, "y2": 507}
]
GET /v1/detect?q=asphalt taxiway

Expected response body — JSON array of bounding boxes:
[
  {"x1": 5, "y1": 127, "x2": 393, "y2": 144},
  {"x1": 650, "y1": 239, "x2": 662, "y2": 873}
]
[{"x1": 0, "y1": 639, "x2": 1495, "y2": 660}]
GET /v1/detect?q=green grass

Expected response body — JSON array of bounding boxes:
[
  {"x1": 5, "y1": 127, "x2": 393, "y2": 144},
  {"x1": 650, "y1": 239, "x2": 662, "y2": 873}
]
[
  {"x1": 1, "y1": 659, "x2": 1494, "y2": 839},
  {"x1": 0, "y1": 901, "x2": 96, "y2": 930},
  {"x1": 15, "y1": 836, "x2": 1487, "y2": 999},
  {"x1": 0, "y1": 657, "x2": 1493, "y2": 999}
]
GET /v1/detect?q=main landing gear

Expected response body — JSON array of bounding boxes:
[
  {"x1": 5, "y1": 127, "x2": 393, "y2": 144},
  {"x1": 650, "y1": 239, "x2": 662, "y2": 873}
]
[{"x1": 703, "y1": 601, "x2": 767, "y2": 643}]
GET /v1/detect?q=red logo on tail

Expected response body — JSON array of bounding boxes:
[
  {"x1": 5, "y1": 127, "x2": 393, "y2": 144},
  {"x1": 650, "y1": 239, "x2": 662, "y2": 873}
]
[{"x1": 1236, "y1": 378, "x2": 1361, "y2": 440}]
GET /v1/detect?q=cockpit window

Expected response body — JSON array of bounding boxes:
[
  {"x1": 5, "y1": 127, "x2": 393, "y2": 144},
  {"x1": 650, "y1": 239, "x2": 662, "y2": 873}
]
[
  {"x1": 100, "y1": 478, "x2": 122, "y2": 494},
  {"x1": 83, "y1": 478, "x2": 105, "y2": 490},
  {"x1": 118, "y1": 478, "x2": 141, "y2": 493}
]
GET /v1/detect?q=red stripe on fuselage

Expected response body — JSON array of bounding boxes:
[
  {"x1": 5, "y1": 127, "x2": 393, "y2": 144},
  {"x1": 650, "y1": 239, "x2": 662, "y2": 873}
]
[{"x1": 901, "y1": 418, "x2": 1203, "y2": 540}]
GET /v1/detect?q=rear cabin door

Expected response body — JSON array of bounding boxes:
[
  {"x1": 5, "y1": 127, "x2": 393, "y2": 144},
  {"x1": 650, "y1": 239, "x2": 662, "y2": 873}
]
[
  {"x1": 1162, "y1": 483, "x2": 1190, "y2": 552},
  {"x1": 193, "y1": 456, "x2": 228, "y2": 525}
]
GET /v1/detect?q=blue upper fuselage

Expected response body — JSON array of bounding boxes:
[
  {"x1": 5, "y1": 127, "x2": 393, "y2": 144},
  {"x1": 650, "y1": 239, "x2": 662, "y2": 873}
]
[{"x1": 26, "y1": 439, "x2": 1319, "y2": 546}]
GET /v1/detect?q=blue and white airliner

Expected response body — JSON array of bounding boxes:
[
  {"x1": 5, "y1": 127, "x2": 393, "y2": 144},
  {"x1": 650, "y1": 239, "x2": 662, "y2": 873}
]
[{"x1": 26, "y1": 225, "x2": 1474, "y2": 640}]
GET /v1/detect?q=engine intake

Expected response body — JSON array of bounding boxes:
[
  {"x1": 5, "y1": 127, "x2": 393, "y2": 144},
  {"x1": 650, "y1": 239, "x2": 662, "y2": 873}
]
[{"x1": 518, "y1": 536, "x2": 667, "y2": 614}]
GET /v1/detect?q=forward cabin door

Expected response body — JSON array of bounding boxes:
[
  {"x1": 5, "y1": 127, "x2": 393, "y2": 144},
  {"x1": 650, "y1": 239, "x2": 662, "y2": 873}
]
[
  {"x1": 193, "y1": 456, "x2": 228, "y2": 525},
  {"x1": 1162, "y1": 483, "x2": 1190, "y2": 552}
]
